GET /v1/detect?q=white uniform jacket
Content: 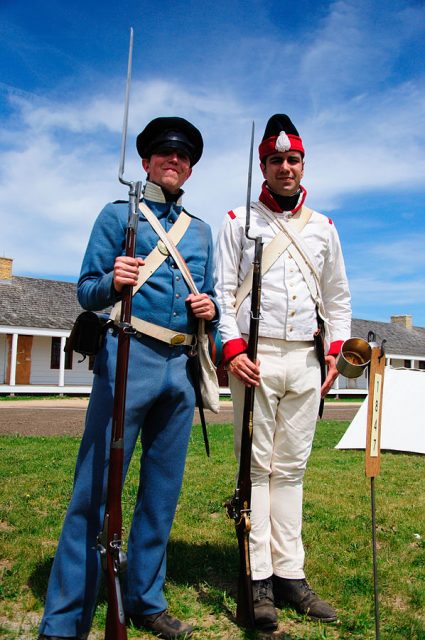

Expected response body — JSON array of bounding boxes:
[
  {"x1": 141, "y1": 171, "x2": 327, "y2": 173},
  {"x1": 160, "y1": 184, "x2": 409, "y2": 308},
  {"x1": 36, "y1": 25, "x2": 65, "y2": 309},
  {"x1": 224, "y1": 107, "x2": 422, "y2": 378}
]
[{"x1": 214, "y1": 200, "x2": 351, "y2": 363}]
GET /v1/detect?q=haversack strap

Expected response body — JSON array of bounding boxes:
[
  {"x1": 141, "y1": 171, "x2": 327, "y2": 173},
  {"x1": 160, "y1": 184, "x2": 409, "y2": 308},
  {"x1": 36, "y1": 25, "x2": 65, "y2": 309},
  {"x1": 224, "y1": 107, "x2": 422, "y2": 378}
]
[
  {"x1": 235, "y1": 204, "x2": 312, "y2": 312},
  {"x1": 253, "y1": 201, "x2": 329, "y2": 333},
  {"x1": 110, "y1": 206, "x2": 191, "y2": 322}
]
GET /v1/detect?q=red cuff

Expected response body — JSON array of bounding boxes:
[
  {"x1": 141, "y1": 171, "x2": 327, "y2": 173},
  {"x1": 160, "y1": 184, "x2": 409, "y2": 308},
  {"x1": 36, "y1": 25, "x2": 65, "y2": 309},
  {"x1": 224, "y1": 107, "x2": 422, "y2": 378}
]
[
  {"x1": 223, "y1": 338, "x2": 248, "y2": 364},
  {"x1": 328, "y1": 340, "x2": 344, "y2": 356}
]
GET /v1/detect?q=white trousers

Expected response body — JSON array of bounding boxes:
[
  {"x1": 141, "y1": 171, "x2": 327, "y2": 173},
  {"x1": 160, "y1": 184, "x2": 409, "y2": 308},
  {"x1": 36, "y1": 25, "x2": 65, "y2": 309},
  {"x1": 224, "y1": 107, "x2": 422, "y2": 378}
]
[{"x1": 230, "y1": 338, "x2": 321, "y2": 580}]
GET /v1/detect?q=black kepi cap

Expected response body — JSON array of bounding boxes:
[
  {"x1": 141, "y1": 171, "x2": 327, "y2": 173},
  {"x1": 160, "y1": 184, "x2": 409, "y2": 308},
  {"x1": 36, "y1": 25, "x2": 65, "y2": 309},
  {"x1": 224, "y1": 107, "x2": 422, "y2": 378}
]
[{"x1": 136, "y1": 116, "x2": 203, "y2": 166}]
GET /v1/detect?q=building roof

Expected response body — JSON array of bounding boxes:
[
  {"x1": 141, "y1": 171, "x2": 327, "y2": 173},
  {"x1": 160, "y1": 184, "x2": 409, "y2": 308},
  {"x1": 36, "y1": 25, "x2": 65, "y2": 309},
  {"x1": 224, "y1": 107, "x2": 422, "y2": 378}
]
[
  {"x1": 352, "y1": 318, "x2": 425, "y2": 358},
  {"x1": 0, "y1": 274, "x2": 424, "y2": 358},
  {"x1": 0, "y1": 276, "x2": 83, "y2": 330}
]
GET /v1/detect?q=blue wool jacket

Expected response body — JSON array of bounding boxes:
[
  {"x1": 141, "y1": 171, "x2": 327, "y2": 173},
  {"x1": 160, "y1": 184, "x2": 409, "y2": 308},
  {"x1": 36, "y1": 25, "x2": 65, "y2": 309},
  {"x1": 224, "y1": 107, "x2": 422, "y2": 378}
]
[{"x1": 77, "y1": 186, "x2": 218, "y2": 334}]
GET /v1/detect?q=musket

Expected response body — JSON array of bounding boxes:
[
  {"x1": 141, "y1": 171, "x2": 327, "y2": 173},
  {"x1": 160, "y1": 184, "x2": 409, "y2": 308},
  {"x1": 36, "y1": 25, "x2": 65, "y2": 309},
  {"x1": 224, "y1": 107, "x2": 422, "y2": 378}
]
[
  {"x1": 97, "y1": 27, "x2": 142, "y2": 640},
  {"x1": 226, "y1": 121, "x2": 262, "y2": 628}
]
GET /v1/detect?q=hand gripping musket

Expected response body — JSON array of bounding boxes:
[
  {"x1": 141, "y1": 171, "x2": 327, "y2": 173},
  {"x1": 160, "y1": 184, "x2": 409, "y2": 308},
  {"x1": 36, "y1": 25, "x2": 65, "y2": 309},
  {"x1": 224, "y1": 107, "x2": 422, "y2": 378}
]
[
  {"x1": 96, "y1": 28, "x2": 141, "y2": 640},
  {"x1": 226, "y1": 122, "x2": 261, "y2": 628}
]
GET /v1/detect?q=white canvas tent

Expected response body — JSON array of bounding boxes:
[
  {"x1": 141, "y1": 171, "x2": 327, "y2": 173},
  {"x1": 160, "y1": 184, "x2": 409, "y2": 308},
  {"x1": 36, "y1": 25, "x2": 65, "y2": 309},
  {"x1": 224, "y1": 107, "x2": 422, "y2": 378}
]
[{"x1": 336, "y1": 367, "x2": 425, "y2": 455}]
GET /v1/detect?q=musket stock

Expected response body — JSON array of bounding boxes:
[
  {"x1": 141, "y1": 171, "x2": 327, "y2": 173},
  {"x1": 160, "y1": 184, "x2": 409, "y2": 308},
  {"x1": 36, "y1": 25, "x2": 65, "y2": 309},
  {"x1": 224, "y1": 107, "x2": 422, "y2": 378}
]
[{"x1": 97, "y1": 28, "x2": 141, "y2": 640}]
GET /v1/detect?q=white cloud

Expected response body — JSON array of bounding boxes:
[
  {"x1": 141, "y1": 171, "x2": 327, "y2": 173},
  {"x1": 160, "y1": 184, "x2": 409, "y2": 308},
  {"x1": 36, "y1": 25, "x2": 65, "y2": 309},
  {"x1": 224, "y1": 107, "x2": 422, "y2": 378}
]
[
  {"x1": 1, "y1": 0, "x2": 425, "y2": 330},
  {"x1": 350, "y1": 235, "x2": 425, "y2": 278},
  {"x1": 0, "y1": 78, "x2": 256, "y2": 277},
  {"x1": 1, "y1": 68, "x2": 425, "y2": 277}
]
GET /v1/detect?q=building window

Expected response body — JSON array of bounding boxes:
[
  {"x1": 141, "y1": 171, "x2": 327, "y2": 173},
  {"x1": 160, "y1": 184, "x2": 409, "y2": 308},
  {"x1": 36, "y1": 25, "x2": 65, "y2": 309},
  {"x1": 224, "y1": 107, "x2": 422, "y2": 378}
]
[
  {"x1": 50, "y1": 337, "x2": 73, "y2": 370},
  {"x1": 403, "y1": 359, "x2": 412, "y2": 369},
  {"x1": 419, "y1": 361, "x2": 425, "y2": 370},
  {"x1": 88, "y1": 355, "x2": 95, "y2": 371}
]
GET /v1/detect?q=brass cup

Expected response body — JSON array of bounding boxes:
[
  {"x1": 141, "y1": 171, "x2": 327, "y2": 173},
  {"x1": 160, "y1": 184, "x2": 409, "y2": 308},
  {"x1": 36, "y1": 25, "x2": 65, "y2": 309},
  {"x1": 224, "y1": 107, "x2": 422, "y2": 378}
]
[{"x1": 336, "y1": 337, "x2": 371, "y2": 379}]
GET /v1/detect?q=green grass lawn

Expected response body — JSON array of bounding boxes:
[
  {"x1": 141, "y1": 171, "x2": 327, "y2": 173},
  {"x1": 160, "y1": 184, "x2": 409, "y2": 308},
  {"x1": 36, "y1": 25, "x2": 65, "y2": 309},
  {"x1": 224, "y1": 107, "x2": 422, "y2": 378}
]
[{"x1": 0, "y1": 422, "x2": 424, "y2": 639}]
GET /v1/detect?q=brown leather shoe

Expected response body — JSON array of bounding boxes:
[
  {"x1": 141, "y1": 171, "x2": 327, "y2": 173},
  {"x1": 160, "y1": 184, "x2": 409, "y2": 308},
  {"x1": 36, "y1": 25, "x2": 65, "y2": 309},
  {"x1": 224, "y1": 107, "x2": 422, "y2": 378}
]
[
  {"x1": 127, "y1": 610, "x2": 194, "y2": 638},
  {"x1": 273, "y1": 576, "x2": 337, "y2": 622},
  {"x1": 252, "y1": 578, "x2": 278, "y2": 631}
]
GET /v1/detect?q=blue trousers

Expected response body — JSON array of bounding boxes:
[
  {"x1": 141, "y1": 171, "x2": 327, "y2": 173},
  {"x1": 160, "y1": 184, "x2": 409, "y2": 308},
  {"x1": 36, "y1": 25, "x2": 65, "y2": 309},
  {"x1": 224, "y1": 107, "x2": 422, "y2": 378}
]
[{"x1": 39, "y1": 332, "x2": 195, "y2": 638}]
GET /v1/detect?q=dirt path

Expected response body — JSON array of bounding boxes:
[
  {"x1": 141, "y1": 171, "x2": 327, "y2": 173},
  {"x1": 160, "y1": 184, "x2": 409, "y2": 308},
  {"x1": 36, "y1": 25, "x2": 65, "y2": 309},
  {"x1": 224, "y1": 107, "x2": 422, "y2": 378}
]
[{"x1": 0, "y1": 399, "x2": 361, "y2": 436}]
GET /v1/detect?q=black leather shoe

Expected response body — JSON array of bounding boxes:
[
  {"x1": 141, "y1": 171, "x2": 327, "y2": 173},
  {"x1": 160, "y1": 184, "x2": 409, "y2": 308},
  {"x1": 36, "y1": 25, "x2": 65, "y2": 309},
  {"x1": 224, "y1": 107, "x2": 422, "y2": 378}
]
[
  {"x1": 252, "y1": 578, "x2": 278, "y2": 631},
  {"x1": 127, "y1": 610, "x2": 194, "y2": 638},
  {"x1": 273, "y1": 576, "x2": 337, "y2": 622}
]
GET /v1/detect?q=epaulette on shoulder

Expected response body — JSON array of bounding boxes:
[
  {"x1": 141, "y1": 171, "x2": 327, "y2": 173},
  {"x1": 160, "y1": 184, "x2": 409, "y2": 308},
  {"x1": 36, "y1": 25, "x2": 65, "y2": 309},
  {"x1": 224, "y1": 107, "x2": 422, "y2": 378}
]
[
  {"x1": 113, "y1": 199, "x2": 128, "y2": 204},
  {"x1": 227, "y1": 210, "x2": 236, "y2": 220},
  {"x1": 315, "y1": 209, "x2": 333, "y2": 225}
]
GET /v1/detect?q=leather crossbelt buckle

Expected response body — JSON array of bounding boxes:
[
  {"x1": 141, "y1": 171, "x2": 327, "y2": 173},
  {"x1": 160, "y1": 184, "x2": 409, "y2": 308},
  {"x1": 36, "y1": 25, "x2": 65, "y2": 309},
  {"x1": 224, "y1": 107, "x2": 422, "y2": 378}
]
[{"x1": 170, "y1": 333, "x2": 186, "y2": 345}]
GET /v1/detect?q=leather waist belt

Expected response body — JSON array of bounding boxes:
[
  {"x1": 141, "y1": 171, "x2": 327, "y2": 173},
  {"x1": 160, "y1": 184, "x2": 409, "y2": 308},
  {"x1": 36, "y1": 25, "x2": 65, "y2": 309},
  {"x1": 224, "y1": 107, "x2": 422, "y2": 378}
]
[{"x1": 121, "y1": 315, "x2": 194, "y2": 346}]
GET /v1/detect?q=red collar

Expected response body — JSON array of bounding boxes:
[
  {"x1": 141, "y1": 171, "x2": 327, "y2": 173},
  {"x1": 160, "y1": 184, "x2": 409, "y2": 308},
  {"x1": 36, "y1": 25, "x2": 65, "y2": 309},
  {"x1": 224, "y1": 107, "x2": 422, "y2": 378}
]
[{"x1": 258, "y1": 182, "x2": 307, "y2": 214}]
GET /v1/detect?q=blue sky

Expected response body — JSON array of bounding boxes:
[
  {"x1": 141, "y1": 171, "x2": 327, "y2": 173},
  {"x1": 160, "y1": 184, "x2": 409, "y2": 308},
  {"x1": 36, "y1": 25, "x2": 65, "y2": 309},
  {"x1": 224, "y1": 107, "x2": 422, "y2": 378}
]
[{"x1": 1, "y1": 0, "x2": 425, "y2": 326}]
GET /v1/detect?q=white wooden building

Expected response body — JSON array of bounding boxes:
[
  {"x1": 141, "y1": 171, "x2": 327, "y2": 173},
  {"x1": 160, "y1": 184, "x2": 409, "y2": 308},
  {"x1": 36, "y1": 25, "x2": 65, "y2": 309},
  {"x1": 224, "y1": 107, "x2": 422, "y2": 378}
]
[
  {"x1": 1, "y1": 257, "x2": 425, "y2": 396},
  {"x1": 0, "y1": 257, "x2": 93, "y2": 394}
]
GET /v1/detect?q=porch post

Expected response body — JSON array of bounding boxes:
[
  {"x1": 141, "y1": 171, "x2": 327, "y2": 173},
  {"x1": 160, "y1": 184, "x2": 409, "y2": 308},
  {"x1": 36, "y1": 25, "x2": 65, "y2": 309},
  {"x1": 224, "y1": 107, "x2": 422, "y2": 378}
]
[
  {"x1": 9, "y1": 333, "x2": 18, "y2": 386},
  {"x1": 334, "y1": 371, "x2": 340, "y2": 399},
  {"x1": 58, "y1": 336, "x2": 66, "y2": 387}
]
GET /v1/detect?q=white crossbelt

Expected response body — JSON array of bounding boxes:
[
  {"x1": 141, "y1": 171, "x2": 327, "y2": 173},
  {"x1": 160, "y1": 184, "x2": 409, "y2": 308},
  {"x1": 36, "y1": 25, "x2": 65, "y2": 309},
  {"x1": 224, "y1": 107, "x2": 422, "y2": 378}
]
[
  {"x1": 235, "y1": 204, "x2": 312, "y2": 312},
  {"x1": 109, "y1": 203, "x2": 194, "y2": 345},
  {"x1": 252, "y1": 201, "x2": 329, "y2": 330},
  {"x1": 139, "y1": 201, "x2": 210, "y2": 341}
]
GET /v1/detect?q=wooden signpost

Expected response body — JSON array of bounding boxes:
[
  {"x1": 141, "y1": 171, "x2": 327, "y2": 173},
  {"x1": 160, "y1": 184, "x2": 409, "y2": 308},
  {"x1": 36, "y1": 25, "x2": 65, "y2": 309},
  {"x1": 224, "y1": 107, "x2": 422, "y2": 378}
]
[{"x1": 365, "y1": 332, "x2": 386, "y2": 640}]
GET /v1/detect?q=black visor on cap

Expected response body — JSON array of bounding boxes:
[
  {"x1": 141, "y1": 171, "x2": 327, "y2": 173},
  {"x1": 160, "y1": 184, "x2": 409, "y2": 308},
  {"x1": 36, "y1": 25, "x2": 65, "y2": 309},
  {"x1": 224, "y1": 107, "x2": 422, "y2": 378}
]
[{"x1": 148, "y1": 130, "x2": 195, "y2": 161}]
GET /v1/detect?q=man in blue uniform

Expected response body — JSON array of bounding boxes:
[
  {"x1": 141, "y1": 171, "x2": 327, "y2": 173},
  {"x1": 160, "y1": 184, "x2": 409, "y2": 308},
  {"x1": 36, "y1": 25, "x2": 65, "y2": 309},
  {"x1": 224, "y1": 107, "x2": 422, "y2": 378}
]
[{"x1": 39, "y1": 117, "x2": 218, "y2": 640}]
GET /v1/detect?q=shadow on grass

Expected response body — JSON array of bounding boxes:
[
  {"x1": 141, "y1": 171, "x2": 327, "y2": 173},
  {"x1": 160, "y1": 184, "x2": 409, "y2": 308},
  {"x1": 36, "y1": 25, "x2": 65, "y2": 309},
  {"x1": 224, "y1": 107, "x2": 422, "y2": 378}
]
[
  {"x1": 27, "y1": 556, "x2": 54, "y2": 600},
  {"x1": 168, "y1": 539, "x2": 296, "y2": 639},
  {"x1": 29, "y1": 540, "x2": 297, "y2": 639}
]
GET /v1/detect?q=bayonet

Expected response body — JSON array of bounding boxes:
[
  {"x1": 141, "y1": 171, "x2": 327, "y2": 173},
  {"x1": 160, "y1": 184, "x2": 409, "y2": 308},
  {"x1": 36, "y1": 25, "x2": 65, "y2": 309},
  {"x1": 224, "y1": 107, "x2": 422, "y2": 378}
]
[
  {"x1": 119, "y1": 27, "x2": 133, "y2": 187},
  {"x1": 245, "y1": 121, "x2": 255, "y2": 240}
]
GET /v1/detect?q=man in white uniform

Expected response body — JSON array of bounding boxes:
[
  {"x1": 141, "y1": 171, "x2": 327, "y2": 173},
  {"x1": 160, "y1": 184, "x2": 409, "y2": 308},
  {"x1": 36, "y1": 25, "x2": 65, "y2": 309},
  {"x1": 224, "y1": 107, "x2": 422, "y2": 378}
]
[{"x1": 215, "y1": 114, "x2": 351, "y2": 630}]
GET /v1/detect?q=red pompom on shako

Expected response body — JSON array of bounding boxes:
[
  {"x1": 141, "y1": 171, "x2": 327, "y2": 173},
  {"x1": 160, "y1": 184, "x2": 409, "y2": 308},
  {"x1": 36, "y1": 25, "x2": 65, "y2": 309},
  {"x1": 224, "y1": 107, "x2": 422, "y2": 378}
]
[{"x1": 258, "y1": 114, "x2": 304, "y2": 161}]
